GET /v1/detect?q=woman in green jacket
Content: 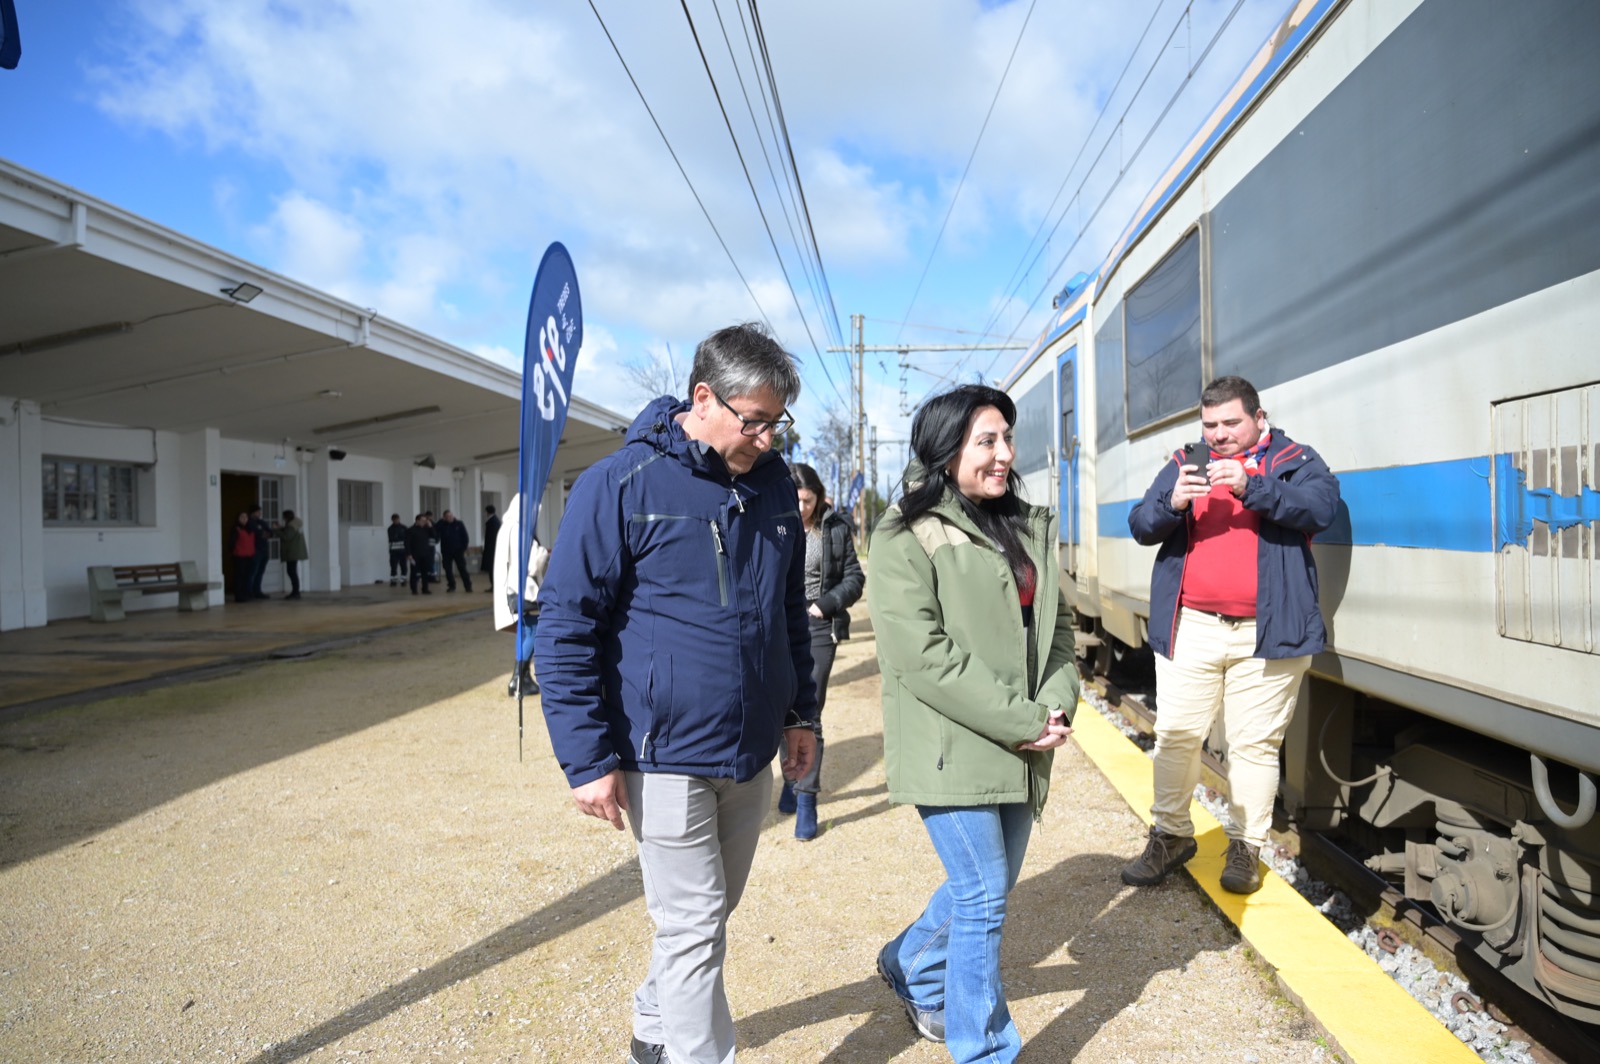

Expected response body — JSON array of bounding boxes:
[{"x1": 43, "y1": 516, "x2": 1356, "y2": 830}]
[
  {"x1": 868, "y1": 384, "x2": 1079, "y2": 1063},
  {"x1": 274, "y1": 510, "x2": 309, "y2": 600}
]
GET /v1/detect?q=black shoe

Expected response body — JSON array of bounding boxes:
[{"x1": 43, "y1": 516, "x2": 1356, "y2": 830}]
[
  {"x1": 510, "y1": 663, "x2": 538, "y2": 698},
  {"x1": 1220, "y1": 839, "x2": 1264, "y2": 894},
  {"x1": 876, "y1": 950, "x2": 944, "y2": 1043},
  {"x1": 446, "y1": 585, "x2": 455, "y2": 592},
  {"x1": 628, "y1": 1036, "x2": 669, "y2": 1064},
  {"x1": 284, "y1": 593, "x2": 301, "y2": 600},
  {"x1": 1121, "y1": 826, "x2": 1198, "y2": 886},
  {"x1": 463, "y1": 584, "x2": 472, "y2": 593}
]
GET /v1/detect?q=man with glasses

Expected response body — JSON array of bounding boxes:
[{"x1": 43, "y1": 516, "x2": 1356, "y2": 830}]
[{"x1": 534, "y1": 322, "x2": 817, "y2": 1064}]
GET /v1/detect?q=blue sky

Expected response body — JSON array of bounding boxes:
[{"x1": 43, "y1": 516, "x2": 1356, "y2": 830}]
[{"x1": 4, "y1": 0, "x2": 1291, "y2": 483}]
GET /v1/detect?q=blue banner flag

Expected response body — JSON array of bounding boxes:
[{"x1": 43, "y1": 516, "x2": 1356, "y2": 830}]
[
  {"x1": 1, "y1": 0, "x2": 21, "y2": 70},
  {"x1": 514, "y1": 243, "x2": 581, "y2": 751},
  {"x1": 843, "y1": 472, "x2": 865, "y2": 512}
]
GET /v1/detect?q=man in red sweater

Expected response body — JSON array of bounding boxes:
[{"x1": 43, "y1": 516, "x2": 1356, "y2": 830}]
[{"x1": 1121, "y1": 376, "x2": 1340, "y2": 893}]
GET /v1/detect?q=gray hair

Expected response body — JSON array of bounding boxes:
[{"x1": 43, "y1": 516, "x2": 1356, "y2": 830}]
[{"x1": 688, "y1": 322, "x2": 801, "y2": 407}]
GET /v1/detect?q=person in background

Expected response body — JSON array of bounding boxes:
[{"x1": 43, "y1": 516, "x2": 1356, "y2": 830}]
[
  {"x1": 1121, "y1": 375, "x2": 1339, "y2": 894},
  {"x1": 423, "y1": 511, "x2": 441, "y2": 584},
  {"x1": 229, "y1": 511, "x2": 256, "y2": 604},
  {"x1": 777, "y1": 461, "x2": 864, "y2": 841},
  {"x1": 274, "y1": 509, "x2": 307, "y2": 600},
  {"x1": 867, "y1": 384, "x2": 1079, "y2": 1061},
  {"x1": 387, "y1": 513, "x2": 408, "y2": 587},
  {"x1": 405, "y1": 514, "x2": 434, "y2": 595},
  {"x1": 437, "y1": 509, "x2": 472, "y2": 592},
  {"x1": 533, "y1": 322, "x2": 816, "y2": 1064},
  {"x1": 492, "y1": 492, "x2": 547, "y2": 697},
  {"x1": 247, "y1": 504, "x2": 271, "y2": 600},
  {"x1": 480, "y1": 503, "x2": 502, "y2": 590}
]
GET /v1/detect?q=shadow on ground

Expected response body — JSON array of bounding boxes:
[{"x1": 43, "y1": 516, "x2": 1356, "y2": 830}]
[
  {"x1": 0, "y1": 613, "x2": 504, "y2": 869},
  {"x1": 735, "y1": 852, "x2": 1207, "y2": 1061}
]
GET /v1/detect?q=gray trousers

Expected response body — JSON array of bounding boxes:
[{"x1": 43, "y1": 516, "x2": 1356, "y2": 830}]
[{"x1": 624, "y1": 770, "x2": 774, "y2": 1064}]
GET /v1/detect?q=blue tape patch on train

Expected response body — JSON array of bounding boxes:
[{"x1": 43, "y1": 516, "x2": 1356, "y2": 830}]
[
  {"x1": 1098, "y1": 456, "x2": 1599, "y2": 552},
  {"x1": 1494, "y1": 454, "x2": 1600, "y2": 551}
]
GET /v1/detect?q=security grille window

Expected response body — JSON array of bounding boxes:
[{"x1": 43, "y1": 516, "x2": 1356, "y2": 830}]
[
  {"x1": 338, "y1": 480, "x2": 378, "y2": 525},
  {"x1": 42, "y1": 458, "x2": 139, "y2": 525},
  {"x1": 419, "y1": 486, "x2": 450, "y2": 519},
  {"x1": 1125, "y1": 228, "x2": 1202, "y2": 432}
]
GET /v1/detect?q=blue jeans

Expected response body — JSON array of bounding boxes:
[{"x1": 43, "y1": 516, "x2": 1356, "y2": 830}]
[{"x1": 880, "y1": 803, "x2": 1033, "y2": 1063}]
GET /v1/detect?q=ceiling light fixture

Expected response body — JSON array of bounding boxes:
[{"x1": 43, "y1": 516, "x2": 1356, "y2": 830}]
[{"x1": 221, "y1": 282, "x2": 264, "y2": 303}]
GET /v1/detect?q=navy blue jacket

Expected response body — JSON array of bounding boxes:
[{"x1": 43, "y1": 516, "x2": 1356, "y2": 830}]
[
  {"x1": 533, "y1": 396, "x2": 818, "y2": 788},
  {"x1": 437, "y1": 518, "x2": 469, "y2": 554},
  {"x1": 1128, "y1": 429, "x2": 1339, "y2": 660}
]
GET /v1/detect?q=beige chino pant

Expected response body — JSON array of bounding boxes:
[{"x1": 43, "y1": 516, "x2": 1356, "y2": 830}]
[{"x1": 1150, "y1": 607, "x2": 1311, "y2": 848}]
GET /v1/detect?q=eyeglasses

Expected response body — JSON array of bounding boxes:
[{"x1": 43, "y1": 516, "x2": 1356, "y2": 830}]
[{"x1": 712, "y1": 389, "x2": 794, "y2": 437}]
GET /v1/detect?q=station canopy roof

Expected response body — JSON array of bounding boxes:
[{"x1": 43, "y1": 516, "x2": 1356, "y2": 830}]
[{"x1": 0, "y1": 159, "x2": 627, "y2": 472}]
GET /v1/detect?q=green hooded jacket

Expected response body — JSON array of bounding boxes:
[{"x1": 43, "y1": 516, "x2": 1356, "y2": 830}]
[{"x1": 868, "y1": 490, "x2": 1079, "y2": 818}]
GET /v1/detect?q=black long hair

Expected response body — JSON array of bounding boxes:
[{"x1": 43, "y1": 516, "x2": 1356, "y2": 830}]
[
  {"x1": 790, "y1": 461, "x2": 827, "y2": 528},
  {"x1": 886, "y1": 384, "x2": 1032, "y2": 583}
]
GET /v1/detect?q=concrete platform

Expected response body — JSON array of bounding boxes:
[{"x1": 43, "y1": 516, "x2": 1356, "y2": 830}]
[{"x1": 0, "y1": 582, "x2": 491, "y2": 716}]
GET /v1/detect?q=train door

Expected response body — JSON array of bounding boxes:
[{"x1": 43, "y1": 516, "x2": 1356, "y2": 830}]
[{"x1": 1057, "y1": 348, "x2": 1080, "y2": 573}]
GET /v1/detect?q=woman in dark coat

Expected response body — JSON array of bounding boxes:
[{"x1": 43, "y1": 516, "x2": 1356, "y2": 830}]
[{"x1": 778, "y1": 462, "x2": 865, "y2": 840}]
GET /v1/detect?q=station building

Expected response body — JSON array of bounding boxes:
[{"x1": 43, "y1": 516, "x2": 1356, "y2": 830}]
[{"x1": 0, "y1": 159, "x2": 628, "y2": 631}]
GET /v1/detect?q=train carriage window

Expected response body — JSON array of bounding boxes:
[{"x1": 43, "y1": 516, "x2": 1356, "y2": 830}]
[
  {"x1": 1011, "y1": 377, "x2": 1052, "y2": 477},
  {"x1": 1095, "y1": 301, "x2": 1125, "y2": 453},
  {"x1": 1125, "y1": 229, "x2": 1202, "y2": 432}
]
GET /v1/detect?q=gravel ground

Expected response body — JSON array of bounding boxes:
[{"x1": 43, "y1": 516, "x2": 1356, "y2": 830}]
[{"x1": 1, "y1": 615, "x2": 1333, "y2": 1063}]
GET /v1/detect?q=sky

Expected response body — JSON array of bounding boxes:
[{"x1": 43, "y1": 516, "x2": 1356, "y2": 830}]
[{"x1": 4, "y1": 0, "x2": 1293, "y2": 493}]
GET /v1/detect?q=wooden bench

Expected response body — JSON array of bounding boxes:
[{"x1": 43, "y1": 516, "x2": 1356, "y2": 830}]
[{"x1": 87, "y1": 562, "x2": 220, "y2": 622}]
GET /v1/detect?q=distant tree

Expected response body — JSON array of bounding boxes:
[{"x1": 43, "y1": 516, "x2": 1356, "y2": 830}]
[
  {"x1": 859, "y1": 487, "x2": 888, "y2": 549},
  {"x1": 807, "y1": 405, "x2": 855, "y2": 501},
  {"x1": 623, "y1": 346, "x2": 688, "y2": 405},
  {"x1": 775, "y1": 427, "x2": 803, "y2": 460}
]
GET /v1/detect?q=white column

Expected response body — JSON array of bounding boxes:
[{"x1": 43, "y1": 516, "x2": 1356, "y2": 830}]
[
  {"x1": 0, "y1": 398, "x2": 47, "y2": 630},
  {"x1": 177, "y1": 427, "x2": 223, "y2": 605},
  {"x1": 306, "y1": 452, "x2": 341, "y2": 589}
]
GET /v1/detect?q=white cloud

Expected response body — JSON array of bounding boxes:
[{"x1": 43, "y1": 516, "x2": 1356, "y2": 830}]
[
  {"x1": 253, "y1": 192, "x2": 365, "y2": 296},
  {"x1": 82, "y1": 0, "x2": 1288, "y2": 422}
]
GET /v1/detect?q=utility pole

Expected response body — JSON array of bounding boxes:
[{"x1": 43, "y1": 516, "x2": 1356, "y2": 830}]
[
  {"x1": 853, "y1": 313, "x2": 866, "y2": 525},
  {"x1": 868, "y1": 424, "x2": 878, "y2": 525}
]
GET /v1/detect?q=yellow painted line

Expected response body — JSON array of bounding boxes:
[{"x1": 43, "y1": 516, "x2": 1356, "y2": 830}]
[{"x1": 1073, "y1": 702, "x2": 1479, "y2": 1064}]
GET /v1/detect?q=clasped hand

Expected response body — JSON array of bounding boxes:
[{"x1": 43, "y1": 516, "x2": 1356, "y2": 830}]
[{"x1": 1017, "y1": 713, "x2": 1073, "y2": 751}]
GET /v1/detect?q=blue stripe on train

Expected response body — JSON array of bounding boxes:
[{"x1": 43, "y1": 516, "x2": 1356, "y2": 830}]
[{"x1": 1091, "y1": 456, "x2": 1579, "y2": 553}]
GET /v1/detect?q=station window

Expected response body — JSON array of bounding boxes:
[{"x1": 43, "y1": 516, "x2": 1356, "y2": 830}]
[
  {"x1": 1125, "y1": 228, "x2": 1202, "y2": 432},
  {"x1": 42, "y1": 457, "x2": 140, "y2": 526},
  {"x1": 338, "y1": 480, "x2": 379, "y2": 525}
]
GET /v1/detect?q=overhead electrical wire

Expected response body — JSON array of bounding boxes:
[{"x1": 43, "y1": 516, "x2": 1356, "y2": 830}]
[
  {"x1": 746, "y1": 0, "x2": 848, "y2": 358},
  {"x1": 963, "y1": 0, "x2": 1249, "y2": 390},
  {"x1": 707, "y1": 0, "x2": 838, "y2": 354},
  {"x1": 677, "y1": 0, "x2": 849, "y2": 407},
  {"x1": 978, "y1": 0, "x2": 1170, "y2": 343},
  {"x1": 893, "y1": 0, "x2": 1039, "y2": 345},
  {"x1": 583, "y1": 0, "x2": 778, "y2": 337}
]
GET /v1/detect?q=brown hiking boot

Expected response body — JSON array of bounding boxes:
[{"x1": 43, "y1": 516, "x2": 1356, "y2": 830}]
[
  {"x1": 1121, "y1": 826, "x2": 1197, "y2": 886},
  {"x1": 1220, "y1": 839, "x2": 1263, "y2": 893}
]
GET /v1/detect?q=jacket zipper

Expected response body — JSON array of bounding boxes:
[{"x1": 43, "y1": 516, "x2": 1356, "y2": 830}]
[{"x1": 709, "y1": 520, "x2": 729, "y2": 606}]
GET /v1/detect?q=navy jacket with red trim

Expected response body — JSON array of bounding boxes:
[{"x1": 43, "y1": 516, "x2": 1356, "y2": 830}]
[{"x1": 1128, "y1": 428, "x2": 1340, "y2": 660}]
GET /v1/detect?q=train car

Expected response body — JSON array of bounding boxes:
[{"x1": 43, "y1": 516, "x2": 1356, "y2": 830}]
[{"x1": 1001, "y1": 0, "x2": 1600, "y2": 1023}]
